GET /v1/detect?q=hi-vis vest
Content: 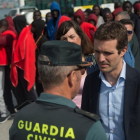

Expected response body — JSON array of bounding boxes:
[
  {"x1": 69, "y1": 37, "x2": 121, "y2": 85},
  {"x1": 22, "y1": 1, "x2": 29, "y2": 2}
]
[
  {"x1": 10, "y1": 101, "x2": 99, "y2": 140},
  {"x1": 0, "y1": 30, "x2": 17, "y2": 65}
]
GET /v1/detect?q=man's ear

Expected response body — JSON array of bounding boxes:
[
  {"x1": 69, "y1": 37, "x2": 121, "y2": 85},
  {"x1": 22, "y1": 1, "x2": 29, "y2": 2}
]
[
  {"x1": 68, "y1": 71, "x2": 76, "y2": 88},
  {"x1": 120, "y1": 46, "x2": 127, "y2": 57}
]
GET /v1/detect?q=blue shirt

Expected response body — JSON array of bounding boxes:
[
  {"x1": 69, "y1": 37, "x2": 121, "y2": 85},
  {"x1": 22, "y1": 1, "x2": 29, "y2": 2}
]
[
  {"x1": 123, "y1": 43, "x2": 135, "y2": 68},
  {"x1": 99, "y1": 61, "x2": 126, "y2": 140}
]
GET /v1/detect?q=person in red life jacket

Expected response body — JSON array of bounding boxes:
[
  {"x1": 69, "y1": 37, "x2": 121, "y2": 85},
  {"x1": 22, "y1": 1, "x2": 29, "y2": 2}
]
[
  {"x1": 3, "y1": 17, "x2": 18, "y2": 120},
  {"x1": 10, "y1": 21, "x2": 38, "y2": 108},
  {"x1": 74, "y1": 9, "x2": 96, "y2": 44},
  {"x1": 57, "y1": 15, "x2": 71, "y2": 29},
  {"x1": 87, "y1": 13, "x2": 97, "y2": 27},
  {"x1": 12, "y1": 15, "x2": 37, "y2": 107},
  {"x1": 134, "y1": 3, "x2": 140, "y2": 19},
  {"x1": 0, "y1": 19, "x2": 17, "y2": 123},
  {"x1": 31, "y1": 20, "x2": 48, "y2": 96}
]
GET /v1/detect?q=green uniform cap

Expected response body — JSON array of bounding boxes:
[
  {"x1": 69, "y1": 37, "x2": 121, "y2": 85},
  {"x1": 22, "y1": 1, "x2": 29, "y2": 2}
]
[{"x1": 39, "y1": 40, "x2": 91, "y2": 67}]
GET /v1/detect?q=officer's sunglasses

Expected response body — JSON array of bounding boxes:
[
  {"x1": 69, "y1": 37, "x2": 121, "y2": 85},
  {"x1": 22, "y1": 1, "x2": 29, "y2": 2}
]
[
  {"x1": 127, "y1": 30, "x2": 133, "y2": 35},
  {"x1": 67, "y1": 66, "x2": 86, "y2": 77}
]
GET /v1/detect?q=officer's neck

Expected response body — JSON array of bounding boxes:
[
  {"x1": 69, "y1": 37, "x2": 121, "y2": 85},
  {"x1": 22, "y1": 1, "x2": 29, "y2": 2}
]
[{"x1": 44, "y1": 85, "x2": 71, "y2": 100}]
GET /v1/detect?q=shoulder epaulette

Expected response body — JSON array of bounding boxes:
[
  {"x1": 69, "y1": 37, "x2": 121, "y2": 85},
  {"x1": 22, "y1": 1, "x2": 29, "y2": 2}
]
[{"x1": 74, "y1": 107, "x2": 100, "y2": 122}]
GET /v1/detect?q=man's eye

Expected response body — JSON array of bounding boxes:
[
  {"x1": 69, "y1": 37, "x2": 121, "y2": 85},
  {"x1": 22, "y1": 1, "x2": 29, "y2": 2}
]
[
  {"x1": 95, "y1": 51, "x2": 99, "y2": 53},
  {"x1": 70, "y1": 36, "x2": 75, "y2": 39},
  {"x1": 61, "y1": 38, "x2": 67, "y2": 41},
  {"x1": 105, "y1": 52, "x2": 112, "y2": 55}
]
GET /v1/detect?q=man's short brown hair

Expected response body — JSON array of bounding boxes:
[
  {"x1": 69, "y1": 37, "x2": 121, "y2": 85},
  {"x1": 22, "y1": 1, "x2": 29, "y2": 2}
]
[{"x1": 94, "y1": 21, "x2": 128, "y2": 54}]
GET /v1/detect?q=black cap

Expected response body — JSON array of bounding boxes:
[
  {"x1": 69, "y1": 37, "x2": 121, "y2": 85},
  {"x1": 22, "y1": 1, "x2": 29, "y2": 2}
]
[{"x1": 38, "y1": 40, "x2": 91, "y2": 67}]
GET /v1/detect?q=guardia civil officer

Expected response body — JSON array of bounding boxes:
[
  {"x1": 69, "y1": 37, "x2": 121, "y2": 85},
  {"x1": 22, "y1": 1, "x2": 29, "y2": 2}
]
[{"x1": 9, "y1": 41, "x2": 107, "y2": 140}]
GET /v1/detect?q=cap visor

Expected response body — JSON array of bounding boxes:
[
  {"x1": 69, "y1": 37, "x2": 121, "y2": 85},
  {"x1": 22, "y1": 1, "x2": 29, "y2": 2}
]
[{"x1": 78, "y1": 61, "x2": 91, "y2": 67}]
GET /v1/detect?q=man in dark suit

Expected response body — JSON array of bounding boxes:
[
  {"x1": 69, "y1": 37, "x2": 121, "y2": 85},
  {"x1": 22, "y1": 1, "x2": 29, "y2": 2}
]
[{"x1": 81, "y1": 21, "x2": 140, "y2": 140}]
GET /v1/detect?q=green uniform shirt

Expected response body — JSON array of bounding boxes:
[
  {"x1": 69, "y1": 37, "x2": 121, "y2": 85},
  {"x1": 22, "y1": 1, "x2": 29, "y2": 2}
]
[{"x1": 10, "y1": 93, "x2": 107, "y2": 140}]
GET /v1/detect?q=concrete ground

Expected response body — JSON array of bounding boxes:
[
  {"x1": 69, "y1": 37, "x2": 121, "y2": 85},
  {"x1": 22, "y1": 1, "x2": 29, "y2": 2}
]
[{"x1": 0, "y1": 117, "x2": 14, "y2": 140}]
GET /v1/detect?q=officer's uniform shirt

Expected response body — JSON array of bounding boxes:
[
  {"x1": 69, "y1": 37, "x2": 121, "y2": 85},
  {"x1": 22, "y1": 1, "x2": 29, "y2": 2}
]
[{"x1": 10, "y1": 93, "x2": 107, "y2": 140}]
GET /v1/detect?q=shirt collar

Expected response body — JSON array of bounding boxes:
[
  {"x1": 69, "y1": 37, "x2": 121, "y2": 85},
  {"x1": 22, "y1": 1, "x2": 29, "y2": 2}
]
[
  {"x1": 37, "y1": 92, "x2": 76, "y2": 108},
  {"x1": 99, "y1": 60, "x2": 126, "y2": 85}
]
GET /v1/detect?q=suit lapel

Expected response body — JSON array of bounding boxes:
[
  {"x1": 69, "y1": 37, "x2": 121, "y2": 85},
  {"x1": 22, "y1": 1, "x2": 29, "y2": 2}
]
[
  {"x1": 89, "y1": 71, "x2": 101, "y2": 115},
  {"x1": 124, "y1": 64, "x2": 138, "y2": 137}
]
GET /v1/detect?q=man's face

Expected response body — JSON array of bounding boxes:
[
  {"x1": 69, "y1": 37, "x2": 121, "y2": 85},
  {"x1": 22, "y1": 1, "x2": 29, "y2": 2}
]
[
  {"x1": 33, "y1": 12, "x2": 41, "y2": 20},
  {"x1": 71, "y1": 66, "x2": 86, "y2": 99},
  {"x1": 74, "y1": 16, "x2": 82, "y2": 25},
  {"x1": 114, "y1": 14, "x2": 121, "y2": 21},
  {"x1": 46, "y1": 13, "x2": 52, "y2": 23},
  {"x1": 103, "y1": 12, "x2": 112, "y2": 22},
  {"x1": 93, "y1": 6, "x2": 100, "y2": 16},
  {"x1": 125, "y1": 24, "x2": 133, "y2": 42},
  {"x1": 94, "y1": 39, "x2": 126, "y2": 74},
  {"x1": 123, "y1": 3, "x2": 132, "y2": 15},
  {"x1": 52, "y1": 10, "x2": 59, "y2": 19}
]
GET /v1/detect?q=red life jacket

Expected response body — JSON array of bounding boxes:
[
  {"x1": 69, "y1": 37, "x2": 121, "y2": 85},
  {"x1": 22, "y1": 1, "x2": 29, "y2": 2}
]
[
  {"x1": 0, "y1": 30, "x2": 17, "y2": 66},
  {"x1": 10, "y1": 26, "x2": 37, "y2": 91},
  {"x1": 81, "y1": 22, "x2": 96, "y2": 43}
]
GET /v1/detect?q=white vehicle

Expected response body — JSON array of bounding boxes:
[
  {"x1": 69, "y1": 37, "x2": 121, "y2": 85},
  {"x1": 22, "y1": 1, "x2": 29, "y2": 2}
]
[{"x1": 6, "y1": 6, "x2": 38, "y2": 24}]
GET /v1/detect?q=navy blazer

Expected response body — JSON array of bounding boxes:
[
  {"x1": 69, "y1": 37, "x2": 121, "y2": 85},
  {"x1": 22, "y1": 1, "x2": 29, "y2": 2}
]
[{"x1": 81, "y1": 64, "x2": 140, "y2": 140}]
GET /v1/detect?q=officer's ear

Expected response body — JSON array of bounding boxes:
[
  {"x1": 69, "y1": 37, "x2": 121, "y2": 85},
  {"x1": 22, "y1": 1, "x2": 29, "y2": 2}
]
[{"x1": 67, "y1": 71, "x2": 77, "y2": 88}]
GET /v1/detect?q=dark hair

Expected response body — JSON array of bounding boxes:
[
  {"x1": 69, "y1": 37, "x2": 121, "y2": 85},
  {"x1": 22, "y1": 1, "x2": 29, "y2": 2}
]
[
  {"x1": 85, "y1": 8, "x2": 92, "y2": 16},
  {"x1": 34, "y1": 10, "x2": 41, "y2": 16},
  {"x1": 94, "y1": 21, "x2": 128, "y2": 54},
  {"x1": 119, "y1": 19, "x2": 134, "y2": 28},
  {"x1": 93, "y1": 5, "x2": 100, "y2": 10},
  {"x1": 123, "y1": 1, "x2": 132, "y2": 9},
  {"x1": 102, "y1": 8, "x2": 111, "y2": 16},
  {"x1": 56, "y1": 20, "x2": 94, "y2": 54},
  {"x1": 114, "y1": 2, "x2": 122, "y2": 9}
]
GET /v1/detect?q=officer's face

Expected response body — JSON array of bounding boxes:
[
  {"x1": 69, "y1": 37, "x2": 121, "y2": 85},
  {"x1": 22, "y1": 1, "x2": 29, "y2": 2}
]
[{"x1": 71, "y1": 66, "x2": 86, "y2": 99}]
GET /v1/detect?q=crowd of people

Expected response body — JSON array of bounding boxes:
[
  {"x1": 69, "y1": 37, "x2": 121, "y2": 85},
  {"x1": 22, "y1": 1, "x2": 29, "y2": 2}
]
[{"x1": 0, "y1": 1, "x2": 140, "y2": 140}]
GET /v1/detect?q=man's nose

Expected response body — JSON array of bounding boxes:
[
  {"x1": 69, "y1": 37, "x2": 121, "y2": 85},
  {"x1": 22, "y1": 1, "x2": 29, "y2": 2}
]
[
  {"x1": 67, "y1": 38, "x2": 73, "y2": 43},
  {"x1": 98, "y1": 53, "x2": 105, "y2": 62}
]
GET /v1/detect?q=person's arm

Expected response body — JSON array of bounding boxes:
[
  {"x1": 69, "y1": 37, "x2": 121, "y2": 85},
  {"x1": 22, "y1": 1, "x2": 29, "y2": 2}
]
[
  {"x1": 85, "y1": 121, "x2": 107, "y2": 140},
  {"x1": 0, "y1": 31, "x2": 13, "y2": 47}
]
